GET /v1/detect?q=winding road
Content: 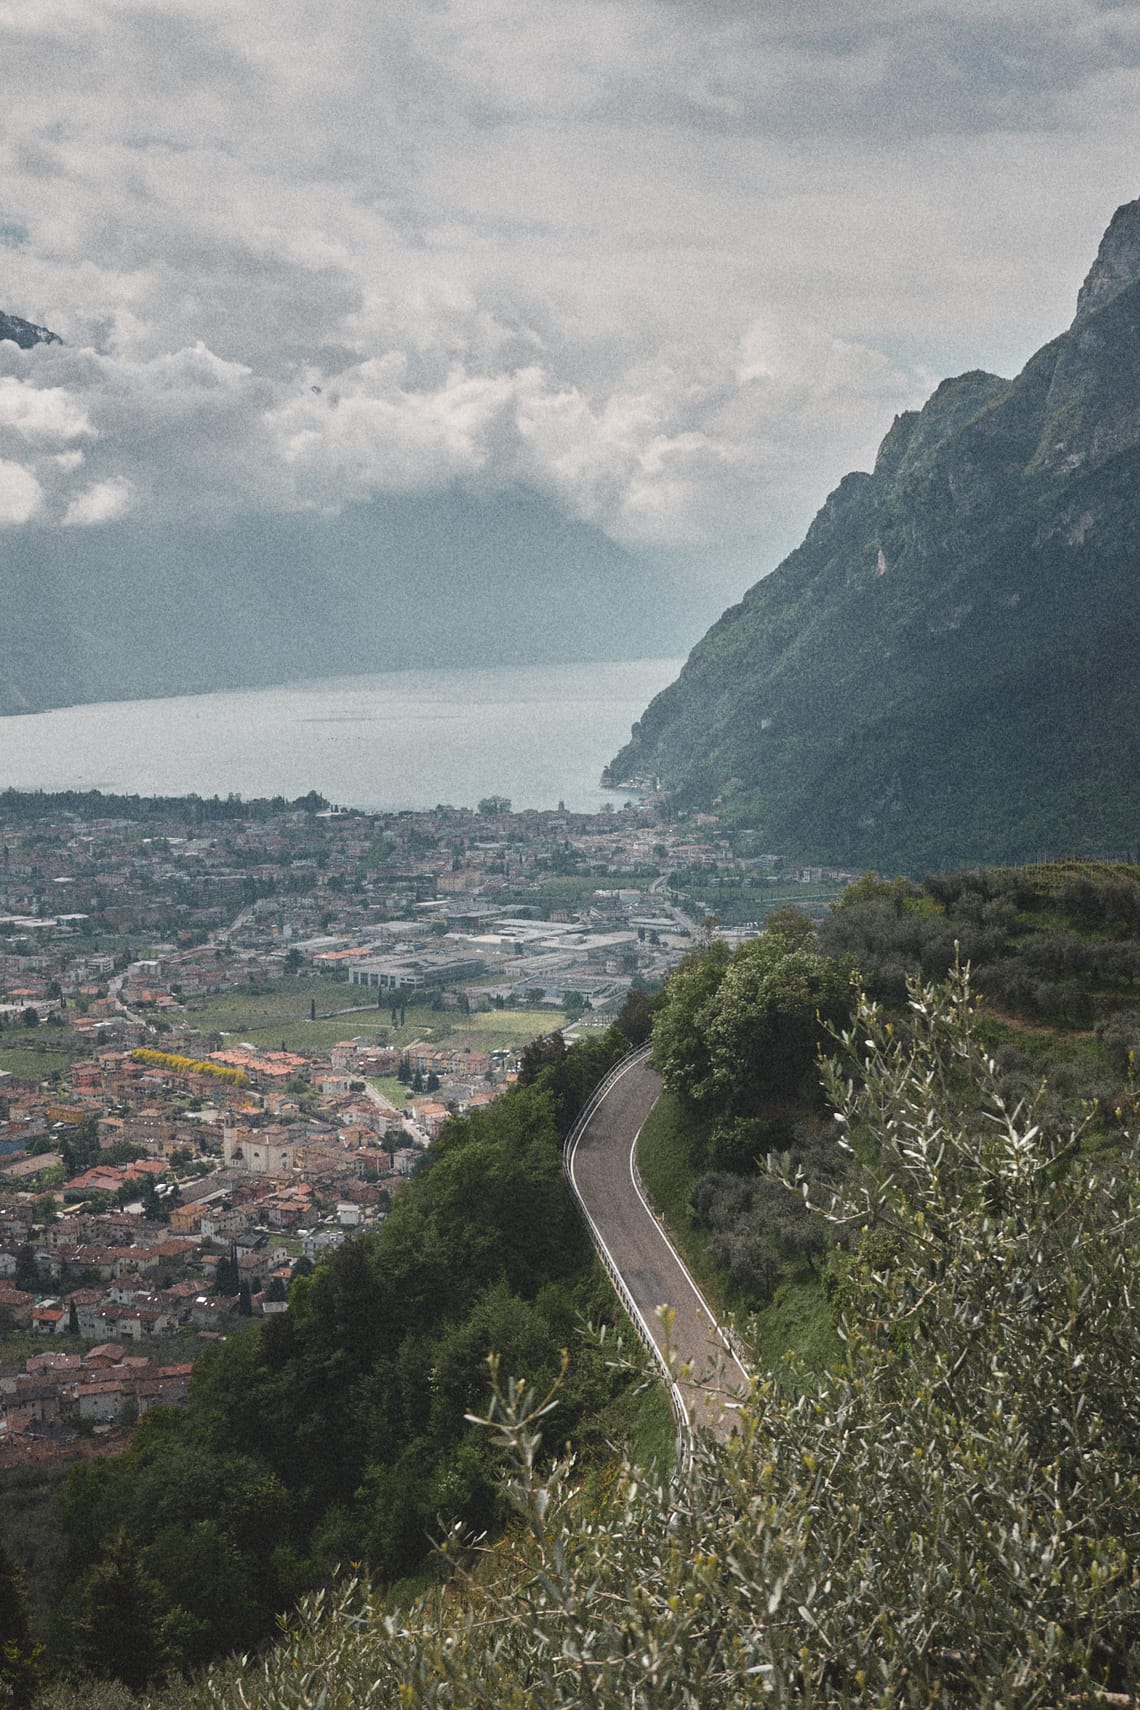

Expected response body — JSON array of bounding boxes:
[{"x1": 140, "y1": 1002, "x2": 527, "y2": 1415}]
[{"x1": 566, "y1": 1051, "x2": 749, "y2": 1443}]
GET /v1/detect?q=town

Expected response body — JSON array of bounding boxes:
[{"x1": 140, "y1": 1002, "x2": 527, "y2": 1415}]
[{"x1": 0, "y1": 786, "x2": 850, "y2": 1466}]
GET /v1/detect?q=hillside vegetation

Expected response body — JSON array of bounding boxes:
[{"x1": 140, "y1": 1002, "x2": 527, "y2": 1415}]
[
  {"x1": 3, "y1": 1012, "x2": 657, "y2": 1698},
  {"x1": 643, "y1": 863, "x2": 1140, "y2": 1357},
  {"x1": 62, "y1": 965, "x2": 1140, "y2": 1708},
  {"x1": 11, "y1": 862, "x2": 1140, "y2": 1706}
]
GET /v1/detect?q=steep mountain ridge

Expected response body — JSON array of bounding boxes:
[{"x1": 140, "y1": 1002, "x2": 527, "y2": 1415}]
[
  {"x1": 606, "y1": 199, "x2": 1140, "y2": 872},
  {"x1": 0, "y1": 310, "x2": 61, "y2": 350}
]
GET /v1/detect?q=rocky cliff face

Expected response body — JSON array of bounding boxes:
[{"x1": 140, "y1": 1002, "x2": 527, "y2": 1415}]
[
  {"x1": 607, "y1": 199, "x2": 1140, "y2": 872},
  {"x1": 1073, "y1": 198, "x2": 1140, "y2": 326},
  {"x1": 0, "y1": 311, "x2": 61, "y2": 350}
]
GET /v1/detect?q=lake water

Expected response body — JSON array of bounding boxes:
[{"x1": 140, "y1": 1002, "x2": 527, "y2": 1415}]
[{"x1": 0, "y1": 659, "x2": 682, "y2": 814}]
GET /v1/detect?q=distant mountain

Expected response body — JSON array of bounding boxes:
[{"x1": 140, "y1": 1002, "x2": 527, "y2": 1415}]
[
  {"x1": 606, "y1": 199, "x2": 1140, "y2": 873},
  {"x1": 1, "y1": 486, "x2": 701, "y2": 717},
  {"x1": 0, "y1": 311, "x2": 61, "y2": 350}
]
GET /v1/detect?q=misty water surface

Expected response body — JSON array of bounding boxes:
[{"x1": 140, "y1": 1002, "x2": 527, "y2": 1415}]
[{"x1": 0, "y1": 659, "x2": 682, "y2": 814}]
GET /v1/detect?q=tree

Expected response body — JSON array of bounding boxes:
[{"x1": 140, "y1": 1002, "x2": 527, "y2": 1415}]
[
  {"x1": 761, "y1": 902, "x2": 816, "y2": 948},
  {"x1": 648, "y1": 937, "x2": 731, "y2": 1102},
  {"x1": 140, "y1": 1174, "x2": 166, "y2": 1223},
  {"x1": 20, "y1": 1007, "x2": 37, "y2": 1029},
  {"x1": 517, "y1": 1031, "x2": 567, "y2": 1087},
  {"x1": 0, "y1": 1527, "x2": 39, "y2": 1708},
  {"x1": 700, "y1": 937, "x2": 852, "y2": 1112},
  {"x1": 60, "y1": 1529, "x2": 175, "y2": 1690},
  {"x1": 652, "y1": 936, "x2": 852, "y2": 1120},
  {"x1": 214, "y1": 1246, "x2": 240, "y2": 1296},
  {"x1": 13, "y1": 1245, "x2": 37, "y2": 1293}
]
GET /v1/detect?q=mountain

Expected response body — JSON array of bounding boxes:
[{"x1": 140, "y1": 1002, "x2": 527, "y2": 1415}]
[
  {"x1": 0, "y1": 488, "x2": 694, "y2": 715},
  {"x1": 606, "y1": 199, "x2": 1140, "y2": 873},
  {"x1": 0, "y1": 310, "x2": 60, "y2": 350}
]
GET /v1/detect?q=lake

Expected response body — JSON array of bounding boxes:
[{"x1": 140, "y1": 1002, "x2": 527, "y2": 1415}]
[{"x1": 0, "y1": 658, "x2": 682, "y2": 814}]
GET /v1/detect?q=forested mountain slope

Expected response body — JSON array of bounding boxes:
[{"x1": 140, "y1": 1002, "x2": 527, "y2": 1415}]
[{"x1": 607, "y1": 199, "x2": 1140, "y2": 873}]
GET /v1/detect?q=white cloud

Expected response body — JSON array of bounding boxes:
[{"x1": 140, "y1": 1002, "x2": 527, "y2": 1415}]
[
  {"x1": 0, "y1": 458, "x2": 42, "y2": 523},
  {"x1": 61, "y1": 474, "x2": 132, "y2": 525},
  {"x1": 0, "y1": 376, "x2": 91, "y2": 442},
  {"x1": 0, "y1": 0, "x2": 1136, "y2": 567}
]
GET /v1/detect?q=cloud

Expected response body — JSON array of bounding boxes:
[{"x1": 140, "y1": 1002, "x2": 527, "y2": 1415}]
[
  {"x1": 61, "y1": 474, "x2": 132, "y2": 525},
  {"x1": 0, "y1": 0, "x2": 1137, "y2": 571},
  {"x1": 0, "y1": 376, "x2": 91, "y2": 443},
  {"x1": 0, "y1": 459, "x2": 42, "y2": 523}
]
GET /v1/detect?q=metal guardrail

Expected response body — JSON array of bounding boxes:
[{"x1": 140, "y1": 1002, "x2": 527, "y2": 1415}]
[{"x1": 563, "y1": 1044, "x2": 693, "y2": 1475}]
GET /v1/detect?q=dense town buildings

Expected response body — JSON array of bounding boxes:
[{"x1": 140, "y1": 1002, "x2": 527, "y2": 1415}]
[{"x1": 0, "y1": 788, "x2": 847, "y2": 1463}]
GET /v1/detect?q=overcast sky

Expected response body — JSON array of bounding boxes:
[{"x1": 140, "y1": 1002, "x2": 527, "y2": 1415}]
[{"x1": 1, "y1": 0, "x2": 1139, "y2": 603}]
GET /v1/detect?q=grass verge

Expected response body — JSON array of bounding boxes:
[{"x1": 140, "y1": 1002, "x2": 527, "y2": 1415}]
[
  {"x1": 635, "y1": 1090, "x2": 722, "y2": 1310},
  {"x1": 636, "y1": 1087, "x2": 840, "y2": 1380}
]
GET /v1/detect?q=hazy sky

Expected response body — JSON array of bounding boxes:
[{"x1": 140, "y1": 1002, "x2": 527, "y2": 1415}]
[{"x1": 1, "y1": 0, "x2": 1139, "y2": 599}]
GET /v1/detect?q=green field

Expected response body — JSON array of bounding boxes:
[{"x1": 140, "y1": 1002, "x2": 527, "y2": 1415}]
[
  {"x1": 0, "y1": 1043, "x2": 78, "y2": 1083},
  {"x1": 369, "y1": 1076, "x2": 408, "y2": 1107},
  {"x1": 176, "y1": 977, "x2": 568, "y2": 1058}
]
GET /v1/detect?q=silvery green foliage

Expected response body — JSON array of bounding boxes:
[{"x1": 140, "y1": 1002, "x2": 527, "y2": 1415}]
[{"x1": 183, "y1": 971, "x2": 1140, "y2": 1708}]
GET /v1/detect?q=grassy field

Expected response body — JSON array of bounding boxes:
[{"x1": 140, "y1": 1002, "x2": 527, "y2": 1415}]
[
  {"x1": 177, "y1": 978, "x2": 568, "y2": 1057},
  {"x1": 0, "y1": 1042, "x2": 78, "y2": 1082},
  {"x1": 369, "y1": 1076, "x2": 409, "y2": 1107}
]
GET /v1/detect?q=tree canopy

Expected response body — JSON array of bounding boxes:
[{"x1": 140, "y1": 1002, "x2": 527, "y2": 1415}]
[{"x1": 653, "y1": 935, "x2": 852, "y2": 1119}]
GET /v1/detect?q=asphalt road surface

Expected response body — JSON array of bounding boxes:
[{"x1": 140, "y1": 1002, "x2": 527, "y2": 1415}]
[{"x1": 567, "y1": 1055, "x2": 749, "y2": 1440}]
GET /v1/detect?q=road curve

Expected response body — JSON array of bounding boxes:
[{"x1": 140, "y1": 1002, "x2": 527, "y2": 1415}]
[{"x1": 567, "y1": 1053, "x2": 749, "y2": 1441}]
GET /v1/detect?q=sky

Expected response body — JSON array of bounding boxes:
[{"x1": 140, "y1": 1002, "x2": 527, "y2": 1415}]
[{"x1": 1, "y1": 0, "x2": 1140, "y2": 619}]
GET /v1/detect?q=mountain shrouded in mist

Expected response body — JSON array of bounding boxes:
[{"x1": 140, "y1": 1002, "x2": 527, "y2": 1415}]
[
  {"x1": 0, "y1": 475, "x2": 700, "y2": 716},
  {"x1": 606, "y1": 199, "x2": 1140, "y2": 873}
]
